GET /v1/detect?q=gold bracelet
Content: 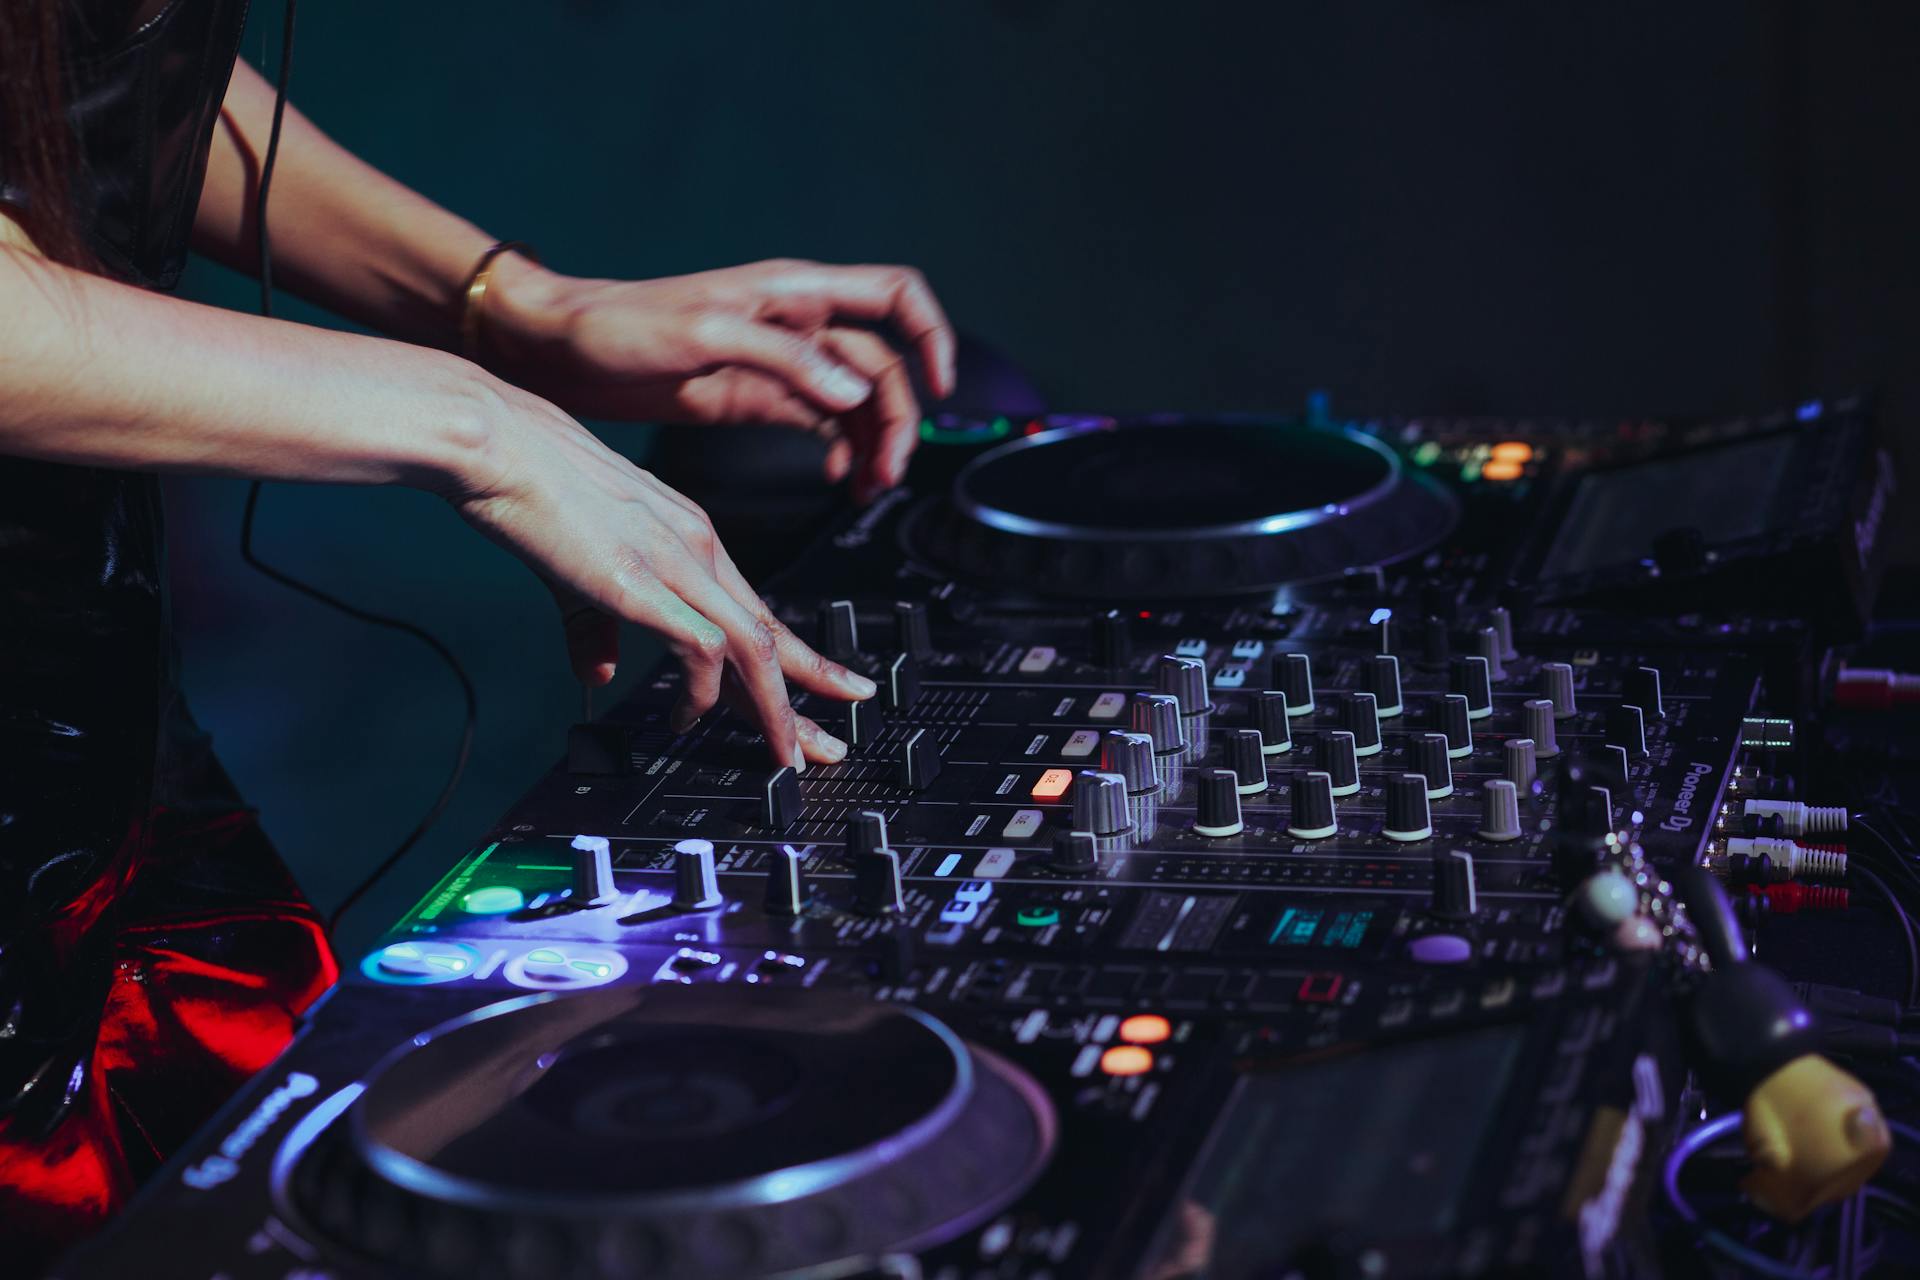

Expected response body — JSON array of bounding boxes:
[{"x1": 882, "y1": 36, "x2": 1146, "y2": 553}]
[{"x1": 457, "y1": 240, "x2": 539, "y2": 362}]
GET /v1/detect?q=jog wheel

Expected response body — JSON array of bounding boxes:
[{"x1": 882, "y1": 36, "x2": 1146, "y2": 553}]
[
  {"x1": 905, "y1": 418, "x2": 1458, "y2": 599},
  {"x1": 276, "y1": 984, "x2": 1055, "y2": 1279}
]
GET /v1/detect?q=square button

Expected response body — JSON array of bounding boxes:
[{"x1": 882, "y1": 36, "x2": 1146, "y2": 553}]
[
  {"x1": 1232, "y1": 639, "x2": 1266, "y2": 660},
  {"x1": 1089, "y1": 692, "x2": 1128, "y2": 720},
  {"x1": 1175, "y1": 637, "x2": 1209, "y2": 657},
  {"x1": 1213, "y1": 665, "x2": 1248, "y2": 689},
  {"x1": 975, "y1": 848, "x2": 1017, "y2": 878},
  {"x1": 1003, "y1": 809, "x2": 1044, "y2": 840},
  {"x1": 1032, "y1": 768, "x2": 1074, "y2": 800},
  {"x1": 1018, "y1": 645, "x2": 1058, "y2": 674},
  {"x1": 1063, "y1": 729, "x2": 1100, "y2": 758}
]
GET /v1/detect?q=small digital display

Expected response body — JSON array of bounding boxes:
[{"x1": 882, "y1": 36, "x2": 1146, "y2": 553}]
[
  {"x1": 1139, "y1": 1025, "x2": 1524, "y2": 1276},
  {"x1": 1540, "y1": 433, "x2": 1798, "y2": 579},
  {"x1": 1266, "y1": 906, "x2": 1374, "y2": 949}
]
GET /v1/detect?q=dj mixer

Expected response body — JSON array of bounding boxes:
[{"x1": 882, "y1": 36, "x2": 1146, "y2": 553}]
[{"x1": 60, "y1": 399, "x2": 1896, "y2": 1278}]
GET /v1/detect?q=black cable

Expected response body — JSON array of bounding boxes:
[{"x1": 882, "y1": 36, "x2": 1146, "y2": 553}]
[
  {"x1": 244, "y1": 0, "x2": 477, "y2": 937},
  {"x1": 1852, "y1": 862, "x2": 1920, "y2": 1007}
]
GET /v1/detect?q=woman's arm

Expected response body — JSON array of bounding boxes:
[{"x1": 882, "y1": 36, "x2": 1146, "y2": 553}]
[{"x1": 0, "y1": 245, "x2": 871, "y2": 765}]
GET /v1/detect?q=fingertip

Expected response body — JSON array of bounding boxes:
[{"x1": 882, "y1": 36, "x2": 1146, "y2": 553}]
[{"x1": 594, "y1": 662, "x2": 617, "y2": 686}]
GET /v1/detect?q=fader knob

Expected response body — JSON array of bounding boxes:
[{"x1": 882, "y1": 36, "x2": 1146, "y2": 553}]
[
  {"x1": 1437, "y1": 693, "x2": 1474, "y2": 758},
  {"x1": 1431, "y1": 849, "x2": 1479, "y2": 919},
  {"x1": 818, "y1": 599, "x2": 859, "y2": 661},
  {"x1": 672, "y1": 838, "x2": 723, "y2": 910},
  {"x1": 1383, "y1": 774, "x2": 1434, "y2": 842},
  {"x1": 1598, "y1": 744, "x2": 1632, "y2": 792},
  {"x1": 894, "y1": 601, "x2": 933, "y2": 659},
  {"x1": 1071, "y1": 770, "x2": 1132, "y2": 837},
  {"x1": 1287, "y1": 770, "x2": 1339, "y2": 840},
  {"x1": 1090, "y1": 608, "x2": 1132, "y2": 669},
  {"x1": 1451, "y1": 656, "x2": 1493, "y2": 720},
  {"x1": 1541, "y1": 663, "x2": 1578, "y2": 719},
  {"x1": 845, "y1": 696, "x2": 885, "y2": 748},
  {"x1": 1131, "y1": 693, "x2": 1187, "y2": 757},
  {"x1": 1224, "y1": 729, "x2": 1269, "y2": 795},
  {"x1": 569, "y1": 834, "x2": 615, "y2": 906},
  {"x1": 1504, "y1": 738, "x2": 1539, "y2": 792},
  {"x1": 1279, "y1": 653, "x2": 1315, "y2": 715},
  {"x1": 1366, "y1": 654, "x2": 1405, "y2": 718},
  {"x1": 886, "y1": 653, "x2": 921, "y2": 712},
  {"x1": 1193, "y1": 769, "x2": 1245, "y2": 838},
  {"x1": 1477, "y1": 780, "x2": 1523, "y2": 842},
  {"x1": 1344, "y1": 692, "x2": 1383, "y2": 757},
  {"x1": 1320, "y1": 730, "x2": 1361, "y2": 797},
  {"x1": 765, "y1": 766, "x2": 802, "y2": 829},
  {"x1": 763, "y1": 844, "x2": 810, "y2": 916},
  {"x1": 853, "y1": 847, "x2": 906, "y2": 915},
  {"x1": 1473, "y1": 626, "x2": 1508, "y2": 683},
  {"x1": 1410, "y1": 733, "x2": 1453, "y2": 799},
  {"x1": 1607, "y1": 703, "x2": 1648, "y2": 758},
  {"x1": 845, "y1": 809, "x2": 889, "y2": 862},
  {"x1": 1625, "y1": 665, "x2": 1664, "y2": 719},
  {"x1": 899, "y1": 728, "x2": 942, "y2": 791},
  {"x1": 1049, "y1": 829, "x2": 1099, "y2": 875},
  {"x1": 1521, "y1": 700, "x2": 1561, "y2": 758},
  {"x1": 1101, "y1": 731, "x2": 1159, "y2": 796},
  {"x1": 1156, "y1": 654, "x2": 1213, "y2": 718},
  {"x1": 1254, "y1": 691, "x2": 1293, "y2": 755},
  {"x1": 1420, "y1": 615, "x2": 1452, "y2": 670}
]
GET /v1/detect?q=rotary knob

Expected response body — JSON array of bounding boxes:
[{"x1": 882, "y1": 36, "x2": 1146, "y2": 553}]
[
  {"x1": 1090, "y1": 608, "x2": 1132, "y2": 669},
  {"x1": 894, "y1": 601, "x2": 933, "y2": 659},
  {"x1": 1071, "y1": 770, "x2": 1133, "y2": 838},
  {"x1": 1607, "y1": 703, "x2": 1648, "y2": 758},
  {"x1": 1224, "y1": 729, "x2": 1269, "y2": 795},
  {"x1": 1625, "y1": 665, "x2": 1664, "y2": 719},
  {"x1": 1156, "y1": 654, "x2": 1213, "y2": 719},
  {"x1": 1320, "y1": 729, "x2": 1361, "y2": 797},
  {"x1": 1287, "y1": 770, "x2": 1339, "y2": 840},
  {"x1": 1472, "y1": 626, "x2": 1508, "y2": 683},
  {"x1": 763, "y1": 844, "x2": 810, "y2": 916},
  {"x1": 1451, "y1": 655, "x2": 1493, "y2": 720},
  {"x1": 1049, "y1": 829, "x2": 1099, "y2": 875},
  {"x1": 1254, "y1": 691, "x2": 1293, "y2": 755},
  {"x1": 1383, "y1": 774, "x2": 1433, "y2": 842},
  {"x1": 1193, "y1": 769, "x2": 1245, "y2": 838},
  {"x1": 1410, "y1": 733, "x2": 1453, "y2": 799},
  {"x1": 1437, "y1": 693, "x2": 1474, "y2": 758},
  {"x1": 1366, "y1": 654, "x2": 1404, "y2": 718},
  {"x1": 1100, "y1": 730, "x2": 1159, "y2": 795},
  {"x1": 1477, "y1": 780, "x2": 1523, "y2": 842},
  {"x1": 1431, "y1": 849, "x2": 1479, "y2": 919},
  {"x1": 1131, "y1": 692, "x2": 1187, "y2": 759},
  {"x1": 1419, "y1": 615, "x2": 1451, "y2": 670},
  {"x1": 1344, "y1": 692, "x2": 1383, "y2": 757},
  {"x1": 672, "y1": 838, "x2": 723, "y2": 910},
  {"x1": 1521, "y1": 699, "x2": 1561, "y2": 758},
  {"x1": 569, "y1": 834, "x2": 615, "y2": 907},
  {"x1": 1541, "y1": 662, "x2": 1578, "y2": 719},
  {"x1": 1504, "y1": 737, "x2": 1539, "y2": 791},
  {"x1": 1488, "y1": 605, "x2": 1518, "y2": 661},
  {"x1": 1278, "y1": 652, "x2": 1315, "y2": 715}
]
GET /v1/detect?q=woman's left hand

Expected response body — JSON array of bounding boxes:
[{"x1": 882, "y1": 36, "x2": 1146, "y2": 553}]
[{"x1": 480, "y1": 256, "x2": 957, "y2": 503}]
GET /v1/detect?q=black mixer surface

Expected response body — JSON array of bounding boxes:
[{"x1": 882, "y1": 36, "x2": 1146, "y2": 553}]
[{"x1": 61, "y1": 400, "x2": 1885, "y2": 1280}]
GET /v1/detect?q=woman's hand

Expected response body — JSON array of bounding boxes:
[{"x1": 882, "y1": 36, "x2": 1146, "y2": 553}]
[
  {"x1": 449, "y1": 376, "x2": 875, "y2": 767},
  {"x1": 481, "y1": 256, "x2": 957, "y2": 503}
]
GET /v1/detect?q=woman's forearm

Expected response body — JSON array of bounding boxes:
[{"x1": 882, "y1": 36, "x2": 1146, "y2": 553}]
[
  {"x1": 192, "y1": 59, "x2": 503, "y2": 350},
  {"x1": 0, "y1": 245, "x2": 492, "y2": 490}
]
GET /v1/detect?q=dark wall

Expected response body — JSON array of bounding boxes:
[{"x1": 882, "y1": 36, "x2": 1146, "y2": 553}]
[{"x1": 171, "y1": 2, "x2": 1920, "y2": 947}]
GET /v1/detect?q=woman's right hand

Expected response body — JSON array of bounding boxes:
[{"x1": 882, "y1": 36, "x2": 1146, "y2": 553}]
[{"x1": 446, "y1": 376, "x2": 874, "y2": 769}]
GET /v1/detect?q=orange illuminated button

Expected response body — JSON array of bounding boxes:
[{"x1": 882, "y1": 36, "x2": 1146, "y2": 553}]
[
  {"x1": 1481, "y1": 459, "x2": 1525, "y2": 482},
  {"x1": 1032, "y1": 768, "x2": 1075, "y2": 801},
  {"x1": 1100, "y1": 1044, "x2": 1154, "y2": 1076},
  {"x1": 1119, "y1": 1014, "x2": 1172, "y2": 1045},
  {"x1": 1490, "y1": 441, "x2": 1533, "y2": 463}
]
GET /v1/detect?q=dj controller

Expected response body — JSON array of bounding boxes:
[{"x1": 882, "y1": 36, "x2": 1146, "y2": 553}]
[{"x1": 61, "y1": 397, "x2": 1898, "y2": 1278}]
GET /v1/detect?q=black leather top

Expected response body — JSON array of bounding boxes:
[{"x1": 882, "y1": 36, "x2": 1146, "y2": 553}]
[
  {"x1": 0, "y1": 0, "x2": 250, "y2": 288},
  {"x1": 0, "y1": 0, "x2": 252, "y2": 1121}
]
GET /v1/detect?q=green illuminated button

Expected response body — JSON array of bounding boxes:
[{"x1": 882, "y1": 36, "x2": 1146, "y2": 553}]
[
  {"x1": 1016, "y1": 906, "x2": 1061, "y2": 928},
  {"x1": 526, "y1": 948, "x2": 566, "y2": 965},
  {"x1": 461, "y1": 885, "x2": 525, "y2": 915}
]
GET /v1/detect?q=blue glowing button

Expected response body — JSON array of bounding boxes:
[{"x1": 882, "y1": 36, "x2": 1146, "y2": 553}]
[
  {"x1": 460, "y1": 885, "x2": 525, "y2": 915},
  {"x1": 363, "y1": 940, "x2": 480, "y2": 985},
  {"x1": 939, "y1": 899, "x2": 980, "y2": 925},
  {"x1": 1410, "y1": 934, "x2": 1474, "y2": 966},
  {"x1": 953, "y1": 879, "x2": 993, "y2": 903}
]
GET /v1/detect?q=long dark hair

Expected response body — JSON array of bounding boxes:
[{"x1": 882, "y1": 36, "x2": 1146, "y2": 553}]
[{"x1": 0, "y1": 0, "x2": 96, "y2": 269}]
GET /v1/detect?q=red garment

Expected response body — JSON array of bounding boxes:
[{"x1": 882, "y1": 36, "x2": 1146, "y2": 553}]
[{"x1": 0, "y1": 807, "x2": 336, "y2": 1276}]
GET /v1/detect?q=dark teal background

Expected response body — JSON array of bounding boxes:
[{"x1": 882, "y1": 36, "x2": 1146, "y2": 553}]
[{"x1": 169, "y1": 2, "x2": 1920, "y2": 954}]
